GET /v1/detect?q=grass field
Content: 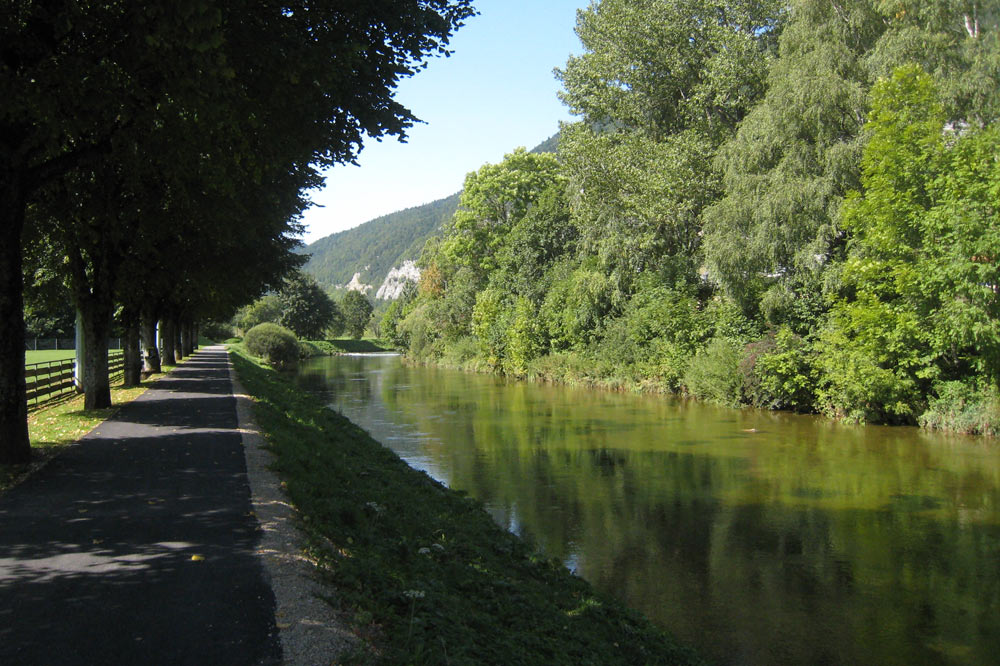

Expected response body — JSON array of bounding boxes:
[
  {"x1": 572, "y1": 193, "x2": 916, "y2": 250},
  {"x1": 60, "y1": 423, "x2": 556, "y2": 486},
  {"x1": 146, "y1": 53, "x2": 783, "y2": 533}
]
[{"x1": 25, "y1": 350, "x2": 77, "y2": 364}]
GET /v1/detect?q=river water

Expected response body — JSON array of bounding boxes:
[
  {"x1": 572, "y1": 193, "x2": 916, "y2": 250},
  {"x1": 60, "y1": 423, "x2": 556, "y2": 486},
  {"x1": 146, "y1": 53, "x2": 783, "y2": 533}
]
[{"x1": 293, "y1": 353, "x2": 1000, "y2": 665}]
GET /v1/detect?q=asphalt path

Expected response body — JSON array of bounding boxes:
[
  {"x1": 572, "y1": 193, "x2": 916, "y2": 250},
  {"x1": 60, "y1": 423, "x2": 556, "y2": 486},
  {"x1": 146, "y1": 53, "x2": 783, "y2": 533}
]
[{"x1": 0, "y1": 346, "x2": 281, "y2": 665}]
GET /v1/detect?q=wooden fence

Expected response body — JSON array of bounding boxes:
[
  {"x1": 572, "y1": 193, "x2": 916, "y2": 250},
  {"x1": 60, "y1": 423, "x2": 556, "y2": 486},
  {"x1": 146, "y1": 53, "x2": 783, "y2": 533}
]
[{"x1": 25, "y1": 351, "x2": 125, "y2": 406}]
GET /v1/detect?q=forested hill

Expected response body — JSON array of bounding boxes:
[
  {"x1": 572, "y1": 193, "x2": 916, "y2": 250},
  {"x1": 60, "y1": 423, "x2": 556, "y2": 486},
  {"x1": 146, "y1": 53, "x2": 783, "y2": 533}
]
[
  {"x1": 299, "y1": 134, "x2": 558, "y2": 296},
  {"x1": 299, "y1": 193, "x2": 459, "y2": 293}
]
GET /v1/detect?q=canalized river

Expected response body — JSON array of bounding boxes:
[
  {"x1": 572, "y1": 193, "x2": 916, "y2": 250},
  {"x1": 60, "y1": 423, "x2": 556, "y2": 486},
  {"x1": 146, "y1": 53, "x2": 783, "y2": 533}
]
[{"x1": 293, "y1": 353, "x2": 1000, "y2": 665}]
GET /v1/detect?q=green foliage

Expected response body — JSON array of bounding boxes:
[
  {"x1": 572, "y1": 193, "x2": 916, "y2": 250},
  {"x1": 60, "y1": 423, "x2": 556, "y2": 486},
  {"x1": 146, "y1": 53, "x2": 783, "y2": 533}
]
[
  {"x1": 505, "y1": 296, "x2": 544, "y2": 377},
  {"x1": 557, "y1": 0, "x2": 783, "y2": 292},
  {"x1": 277, "y1": 271, "x2": 342, "y2": 339},
  {"x1": 471, "y1": 288, "x2": 510, "y2": 369},
  {"x1": 813, "y1": 300, "x2": 926, "y2": 424},
  {"x1": 238, "y1": 295, "x2": 282, "y2": 333},
  {"x1": 201, "y1": 321, "x2": 234, "y2": 342},
  {"x1": 243, "y1": 323, "x2": 299, "y2": 369},
  {"x1": 704, "y1": 0, "x2": 999, "y2": 322},
  {"x1": 489, "y1": 183, "x2": 577, "y2": 303},
  {"x1": 919, "y1": 380, "x2": 1000, "y2": 437},
  {"x1": 683, "y1": 337, "x2": 745, "y2": 407},
  {"x1": 440, "y1": 148, "x2": 564, "y2": 281},
  {"x1": 398, "y1": 301, "x2": 443, "y2": 359},
  {"x1": 742, "y1": 327, "x2": 817, "y2": 411},
  {"x1": 820, "y1": 64, "x2": 1000, "y2": 422},
  {"x1": 539, "y1": 259, "x2": 614, "y2": 351},
  {"x1": 340, "y1": 290, "x2": 374, "y2": 340},
  {"x1": 557, "y1": 0, "x2": 781, "y2": 138},
  {"x1": 379, "y1": 289, "x2": 415, "y2": 349}
]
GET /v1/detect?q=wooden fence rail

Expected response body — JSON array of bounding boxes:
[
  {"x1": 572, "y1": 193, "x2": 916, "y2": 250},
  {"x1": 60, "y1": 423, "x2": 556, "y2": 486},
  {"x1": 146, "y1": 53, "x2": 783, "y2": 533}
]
[{"x1": 25, "y1": 351, "x2": 126, "y2": 406}]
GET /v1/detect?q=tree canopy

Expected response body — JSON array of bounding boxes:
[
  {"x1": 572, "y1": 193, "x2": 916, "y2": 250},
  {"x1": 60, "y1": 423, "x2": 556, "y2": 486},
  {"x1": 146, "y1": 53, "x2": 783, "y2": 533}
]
[{"x1": 1, "y1": 0, "x2": 474, "y2": 463}]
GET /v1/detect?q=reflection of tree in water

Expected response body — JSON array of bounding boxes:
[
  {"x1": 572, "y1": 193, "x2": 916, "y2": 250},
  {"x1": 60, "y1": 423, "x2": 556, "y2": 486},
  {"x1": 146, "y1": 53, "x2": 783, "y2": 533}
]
[{"x1": 297, "y1": 354, "x2": 1000, "y2": 666}]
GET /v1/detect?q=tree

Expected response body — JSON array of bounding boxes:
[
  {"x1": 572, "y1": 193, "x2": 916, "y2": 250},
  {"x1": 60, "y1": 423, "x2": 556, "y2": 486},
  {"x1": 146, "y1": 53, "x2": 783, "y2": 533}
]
[
  {"x1": 439, "y1": 148, "x2": 564, "y2": 284},
  {"x1": 555, "y1": 0, "x2": 783, "y2": 295},
  {"x1": 0, "y1": 0, "x2": 475, "y2": 463},
  {"x1": 240, "y1": 296, "x2": 283, "y2": 333},
  {"x1": 277, "y1": 272, "x2": 342, "y2": 339},
  {"x1": 814, "y1": 65, "x2": 1000, "y2": 424},
  {"x1": 702, "y1": 0, "x2": 999, "y2": 325},
  {"x1": 342, "y1": 291, "x2": 374, "y2": 340},
  {"x1": 489, "y1": 182, "x2": 577, "y2": 304},
  {"x1": 0, "y1": 2, "x2": 230, "y2": 462}
]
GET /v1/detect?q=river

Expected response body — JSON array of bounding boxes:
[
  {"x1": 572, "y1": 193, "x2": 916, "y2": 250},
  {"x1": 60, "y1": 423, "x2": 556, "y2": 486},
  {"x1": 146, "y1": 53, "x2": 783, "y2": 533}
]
[{"x1": 293, "y1": 353, "x2": 1000, "y2": 665}]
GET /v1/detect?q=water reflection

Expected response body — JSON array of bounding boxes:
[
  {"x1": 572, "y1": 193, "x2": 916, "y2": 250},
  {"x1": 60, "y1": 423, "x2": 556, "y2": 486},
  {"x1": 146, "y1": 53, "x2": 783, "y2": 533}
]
[{"x1": 295, "y1": 355, "x2": 1000, "y2": 665}]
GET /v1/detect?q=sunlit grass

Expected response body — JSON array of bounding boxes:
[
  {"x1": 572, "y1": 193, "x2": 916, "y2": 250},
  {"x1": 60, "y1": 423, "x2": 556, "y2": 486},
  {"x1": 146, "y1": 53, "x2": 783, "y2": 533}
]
[
  {"x1": 24, "y1": 349, "x2": 77, "y2": 364},
  {"x1": 1, "y1": 363, "x2": 179, "y2": 493}
]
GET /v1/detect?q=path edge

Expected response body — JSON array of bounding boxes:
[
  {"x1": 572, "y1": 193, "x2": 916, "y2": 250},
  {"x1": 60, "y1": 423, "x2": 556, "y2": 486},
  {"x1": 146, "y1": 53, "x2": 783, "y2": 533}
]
[{"x1": 225, "y1": 345, "x2": 358, "y2": 665}]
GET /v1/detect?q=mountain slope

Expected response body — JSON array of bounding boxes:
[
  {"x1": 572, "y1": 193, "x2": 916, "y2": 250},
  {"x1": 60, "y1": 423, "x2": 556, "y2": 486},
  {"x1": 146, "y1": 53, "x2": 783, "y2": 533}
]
[
  {"x1": 299, "y1": 193, "x2": 458, "y2": 294},
  {"x1": 300, "y1": 133, "x2": 558, "y2": 298}
]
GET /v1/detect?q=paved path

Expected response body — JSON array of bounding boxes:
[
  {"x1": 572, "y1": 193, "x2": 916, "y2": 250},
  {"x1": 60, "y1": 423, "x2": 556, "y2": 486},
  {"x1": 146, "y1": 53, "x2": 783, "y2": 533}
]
[{"x1": 0, "y1": 346, "x2": 281, "y2": 665}]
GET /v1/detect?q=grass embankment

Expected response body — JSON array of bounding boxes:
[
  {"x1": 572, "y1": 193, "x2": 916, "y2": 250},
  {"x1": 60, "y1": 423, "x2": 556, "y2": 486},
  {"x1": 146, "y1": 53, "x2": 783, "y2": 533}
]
[
  {"x1": 1, "y1": 365, "x2": 178, "y2": 493},
  {"x1": 229, "y1": 344, "x2": 701, "y2": 665},
  {"x1": 300, "y1": 338, "x2": 394, "y2": 356}
]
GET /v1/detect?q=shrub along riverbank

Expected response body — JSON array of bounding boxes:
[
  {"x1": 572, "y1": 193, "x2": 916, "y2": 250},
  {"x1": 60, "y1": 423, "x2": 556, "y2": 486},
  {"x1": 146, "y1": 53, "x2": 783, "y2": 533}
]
[{"x1": 228, "y1": 344, "x2": 702, "y2": 665}]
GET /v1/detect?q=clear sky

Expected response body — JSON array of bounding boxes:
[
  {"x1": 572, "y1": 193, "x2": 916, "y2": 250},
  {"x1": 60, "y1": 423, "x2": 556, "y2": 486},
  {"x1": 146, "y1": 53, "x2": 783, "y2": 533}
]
[{"x1": 298, "y1": 0, "x2": 588, "y2": 245}]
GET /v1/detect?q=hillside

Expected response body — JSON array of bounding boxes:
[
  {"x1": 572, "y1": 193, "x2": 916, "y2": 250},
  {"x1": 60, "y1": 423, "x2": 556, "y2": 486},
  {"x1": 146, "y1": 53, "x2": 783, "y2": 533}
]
[
  {"x1": 299, "y1": 193, "x2": 459, "y2": 296},
  {"x1": 300, "y1": 133, "x2": 558, "y2": 298}
]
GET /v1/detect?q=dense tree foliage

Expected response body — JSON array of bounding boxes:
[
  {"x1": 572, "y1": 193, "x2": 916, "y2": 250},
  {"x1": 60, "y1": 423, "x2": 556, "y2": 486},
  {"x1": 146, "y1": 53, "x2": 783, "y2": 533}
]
[
  {"x1": 341, "y1": 291, "x2": 375, "y2": 340},
  {"x1": 277, "y1": 272, "x2": 343, "y2": 340},
  {"x1": 1, "y1": 0, "x2": 474, "y2": 463},
  {"x1": 399, "y1": 0, "x2": 999, "y2": 434}
]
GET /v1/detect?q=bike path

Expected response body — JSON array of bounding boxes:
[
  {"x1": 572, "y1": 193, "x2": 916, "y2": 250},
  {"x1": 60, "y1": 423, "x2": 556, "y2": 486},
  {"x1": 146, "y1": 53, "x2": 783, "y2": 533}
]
[{"x1": 0, "y1": 346, "x2": 281, "y2": 665}]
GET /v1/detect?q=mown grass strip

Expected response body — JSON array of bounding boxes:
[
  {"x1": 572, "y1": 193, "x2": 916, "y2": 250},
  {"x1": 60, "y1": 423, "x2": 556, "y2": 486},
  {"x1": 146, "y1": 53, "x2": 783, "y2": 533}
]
[{"x1": 229, "y1": 344, "x2": 702, "y2": 665}]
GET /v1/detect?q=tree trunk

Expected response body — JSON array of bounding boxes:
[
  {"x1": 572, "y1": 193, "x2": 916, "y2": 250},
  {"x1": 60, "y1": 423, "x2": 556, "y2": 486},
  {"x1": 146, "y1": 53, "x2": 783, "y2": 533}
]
[
  {"x1": 0, "y1": 174, "x2": 31, "y2": 464},
  {"x1": 161, "y1": 317, "x2": 176, "y2": 366},
  {"x1": 79, "y1": 295, "x2": 113, "y2": 410},
  {"x1": 181, "y1": 320, "x2": 194, "y2": 356},
  {"x1": 141, "y1": 308, "x2": 161, "y2": 374},
  {"x1": 173, "y1": 318, "x2": 184, "y2": 362},
  {"x1": 122, "y1": 307, "x2": 142, "y2": 387}
]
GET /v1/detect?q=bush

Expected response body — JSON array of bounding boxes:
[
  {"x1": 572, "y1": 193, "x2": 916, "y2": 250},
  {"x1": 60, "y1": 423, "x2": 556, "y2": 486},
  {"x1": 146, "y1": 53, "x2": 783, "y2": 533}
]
[
  {"x1": 741, "y1": 327, "x2": 817, "y2": 411},
  {"x1": 243, "y1": 323, "x2": 299, "y2": 368},
  {"x1": 919, "y1": 381, "x2": 1000, "y2": 436},
  {"x1": 683, "y1": 337, "x2": 744, "y2": 407},
  {"x1": 505, "y1": 296, "x2": 544, "y2": 376},
  {"x1": 399, "y1": 301, "x2": 443, "y2": 359},
  {"x1": 812, "y1": 307, "x2": 925, "y2": 424},
  {"x1": 471, "y1": 288, "x2": 510, "y2": 369},
  {"x1": 440, "y1": 335, "x2": 479, "y2": 367}
]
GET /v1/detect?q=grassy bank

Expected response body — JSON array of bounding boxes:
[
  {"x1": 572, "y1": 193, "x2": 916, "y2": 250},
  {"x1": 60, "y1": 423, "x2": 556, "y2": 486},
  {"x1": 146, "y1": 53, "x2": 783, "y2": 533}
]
[
  {"x1": 229, "y1": 344, "x2": 702, "y2": 665},
  {"x1": 300, "y1": 338, "x2": 395, "y2": 357}
]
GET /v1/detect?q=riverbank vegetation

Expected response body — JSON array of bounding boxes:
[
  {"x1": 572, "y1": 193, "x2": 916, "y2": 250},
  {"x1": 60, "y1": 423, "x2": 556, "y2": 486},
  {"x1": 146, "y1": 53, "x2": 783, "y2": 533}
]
[
  {"x1": 229, "y1": 344, "x2": 701, "y2": 664},
  {"x1": 381, "y1": 1, "x2": 1000, "y2": 436}
]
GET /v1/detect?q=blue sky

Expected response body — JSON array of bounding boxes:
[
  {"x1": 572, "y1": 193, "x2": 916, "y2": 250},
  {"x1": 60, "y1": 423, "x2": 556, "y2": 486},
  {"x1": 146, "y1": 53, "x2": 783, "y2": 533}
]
[{"x1": 298, "y1": 0, "x2": 588, "y2": 244}]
